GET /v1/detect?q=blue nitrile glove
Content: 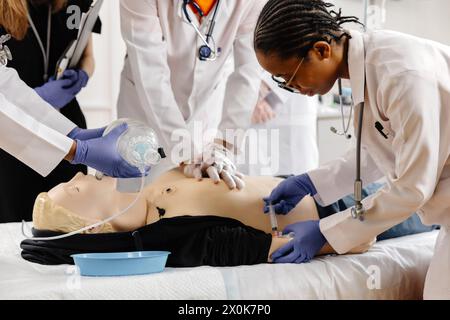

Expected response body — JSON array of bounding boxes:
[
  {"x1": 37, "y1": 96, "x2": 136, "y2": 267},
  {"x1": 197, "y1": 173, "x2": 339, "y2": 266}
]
[
  {"x1": 34, "y1": 69, "x2": 88, "y2": 109},
  {"x1": 35, "y1": 76, "x2": 76, "y2": 109},
  {"x1": 272, "y1": 220, "x2": 327, "y2": 264},
  {"x1": 263, "y1": 173, "x2": 317, "y2": 215},
  {"x1": 67, "y1": 127, "x2": 107, "y2": 141},
  {"x1": 70, "y1": 123, "x2": 151, "y2": 178},
  {"x1": 62, "y1": 69, "x2": 89, "y2": 95}
]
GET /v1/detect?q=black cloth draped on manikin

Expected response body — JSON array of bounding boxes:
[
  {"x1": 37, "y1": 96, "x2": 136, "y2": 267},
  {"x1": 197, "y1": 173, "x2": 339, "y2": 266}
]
[{"x1": 21, "y1": 216, "x2": 272, "y2": 267}]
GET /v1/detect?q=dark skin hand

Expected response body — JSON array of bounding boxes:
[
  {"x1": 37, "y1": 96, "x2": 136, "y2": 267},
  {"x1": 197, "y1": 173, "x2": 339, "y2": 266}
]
[
  {"x1": 255, "y1": 36, "x2": 351, "y2": 97},
  {"x1": 64, "y1": 141, "x2": 77, "y2": 162}
]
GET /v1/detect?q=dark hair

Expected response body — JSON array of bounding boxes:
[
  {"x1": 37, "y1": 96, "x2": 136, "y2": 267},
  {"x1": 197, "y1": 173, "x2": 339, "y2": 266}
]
[{"x1": 254, "y1": 0, "x2": 363, "y2": 59}]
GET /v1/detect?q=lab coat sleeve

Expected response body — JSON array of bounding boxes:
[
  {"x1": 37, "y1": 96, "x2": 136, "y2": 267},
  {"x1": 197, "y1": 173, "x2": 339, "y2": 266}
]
[
  {"x1": 0, "y1": 67, "x2": 76, "y2": 135},
  {"x1": 308, "y1": 145, "x2": 383, "y2": 206},
  {"x1": 119, "y1": 0, "x2": 189, "y2": 151},
  {"x1": 217, "y1": 0, "x2": 265, "y2": 149},
  {"x1": 320, "y1": 71, "x2": 442, "y2": 254},
  {"x1": 0, "y1": 92, "x2": 73, "y2": 177}
]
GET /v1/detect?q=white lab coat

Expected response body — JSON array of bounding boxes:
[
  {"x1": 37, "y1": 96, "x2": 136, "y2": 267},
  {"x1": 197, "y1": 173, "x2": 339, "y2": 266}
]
[
  {"x1": 117, "y1": 0, "x2": 265, "y2": 181},
  {"x1": 239, "y1": 72, "x2": 319, "y2": 176},
  {"x1": 308, "y1": 30, "x2": 450, "y2": 299},
  {"x1": 0, "y1": 66, "x2": 76, "y2": 176}
]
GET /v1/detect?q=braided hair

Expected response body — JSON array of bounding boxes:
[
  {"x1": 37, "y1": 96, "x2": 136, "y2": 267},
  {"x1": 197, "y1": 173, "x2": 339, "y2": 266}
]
[{"x1": 254, "y1": 0, "x2": 363, "y2": 59}]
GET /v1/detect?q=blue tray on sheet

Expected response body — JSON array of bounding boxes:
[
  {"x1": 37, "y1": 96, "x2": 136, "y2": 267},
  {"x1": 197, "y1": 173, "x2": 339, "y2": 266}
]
[{"x1": 71, "y1": 251, "x2": 171, "y2": 277}]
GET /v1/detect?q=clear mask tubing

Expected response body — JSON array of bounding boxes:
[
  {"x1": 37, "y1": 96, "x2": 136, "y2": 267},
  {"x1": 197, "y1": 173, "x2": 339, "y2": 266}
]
[{"x1": 21, "y1": 119, "x2": 165, "y2": 241}]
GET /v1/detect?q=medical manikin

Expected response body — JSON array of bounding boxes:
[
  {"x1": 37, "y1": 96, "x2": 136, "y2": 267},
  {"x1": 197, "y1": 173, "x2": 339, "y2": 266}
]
[
  {"x1": 23, "y1": 118, "x2": 165, "y2": 240},
  {"x1": 31, "y1": 168, "x2": 374, "y2": 262}
]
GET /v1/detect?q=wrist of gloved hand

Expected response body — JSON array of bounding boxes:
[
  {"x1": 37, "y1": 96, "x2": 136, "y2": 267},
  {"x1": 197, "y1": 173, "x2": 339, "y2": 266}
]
[
  {"x1": 63, "y1": 69, "x2": 89, "y2": 91},
  {"x1": 293, "y1": 173, "x2": 317, "y2": 196},
  {"x1": 67, "y1": 127, "x2": 107, "y2": 141},
  {"x1": 263, "y1": 173, "x2": 317, "y2": 215}
]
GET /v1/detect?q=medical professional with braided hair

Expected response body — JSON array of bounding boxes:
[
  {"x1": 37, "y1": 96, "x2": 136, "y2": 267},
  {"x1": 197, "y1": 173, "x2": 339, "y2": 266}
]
[{"x1": 255, "y1": 0, "x2": 450, "y2": 299}]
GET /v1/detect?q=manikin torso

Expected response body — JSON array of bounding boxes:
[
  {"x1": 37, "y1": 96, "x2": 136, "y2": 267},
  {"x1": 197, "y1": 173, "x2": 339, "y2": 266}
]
[
  {"x1": 47, "y1": 169, "x2": 318, "y2": 234},
  {"x1": 44, "y1": 169, "x2": 372, "y2": 259}
]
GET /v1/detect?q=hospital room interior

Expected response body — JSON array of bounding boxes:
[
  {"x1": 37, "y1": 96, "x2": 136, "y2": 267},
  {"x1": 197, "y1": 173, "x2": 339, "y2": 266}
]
[{"x1": 1, "y1": 0, "x2": 450, "y2": 302}]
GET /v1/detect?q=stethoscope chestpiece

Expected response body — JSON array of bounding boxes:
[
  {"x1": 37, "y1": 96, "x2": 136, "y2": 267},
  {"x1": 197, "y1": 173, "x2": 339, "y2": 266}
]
[
  {"x1": 351, "y1": 205, "x2": 365, "y2": 221},
  {"x1": 183, "y1": 0, "x2": 221, "y2": 62},
  {"x1": 199, "y1": 45, "x2": 212, "y2": 61}
]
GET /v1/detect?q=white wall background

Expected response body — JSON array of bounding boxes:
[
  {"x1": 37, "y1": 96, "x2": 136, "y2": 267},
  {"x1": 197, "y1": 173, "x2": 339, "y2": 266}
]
[{"x1": 331, "y1": 0, "x2": 450, "y2": 45}]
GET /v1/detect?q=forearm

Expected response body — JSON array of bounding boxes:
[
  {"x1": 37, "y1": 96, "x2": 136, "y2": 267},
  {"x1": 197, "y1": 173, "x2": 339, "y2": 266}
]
[
  {"x1": 268, "y1": 226, "x2": 375, "y2": 262},
  {"x1": 80, "y1": 36, "x2": 95, "y2": 77}
]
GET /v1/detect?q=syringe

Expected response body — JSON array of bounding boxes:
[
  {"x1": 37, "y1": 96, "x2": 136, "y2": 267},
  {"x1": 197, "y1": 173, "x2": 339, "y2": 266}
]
[{"x1": 268, "y1": 204, "x2": 278, "y2": 235}]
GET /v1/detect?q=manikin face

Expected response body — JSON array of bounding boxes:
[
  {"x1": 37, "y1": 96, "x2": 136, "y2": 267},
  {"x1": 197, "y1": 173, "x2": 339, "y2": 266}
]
[
  {"x1": 46, "y1": 173, "x2": 152, "y2": 231},
  {"x1": 48, "y1": 172, "x2": 118, "y2": 221}
]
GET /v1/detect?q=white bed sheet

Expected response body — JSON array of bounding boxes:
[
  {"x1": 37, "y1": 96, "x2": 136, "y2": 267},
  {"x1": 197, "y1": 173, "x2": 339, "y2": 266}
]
[{"x1": 0, "y1": 222, "x2": 438, "y2": 300}]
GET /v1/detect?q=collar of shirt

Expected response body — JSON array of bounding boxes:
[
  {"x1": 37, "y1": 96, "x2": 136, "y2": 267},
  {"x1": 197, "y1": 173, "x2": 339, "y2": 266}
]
[
  {"x1": 347, "y1": 30, "x2": 366, "y2": 106},
  {"x1": 191, "y1": 0, "x2": 217, "y2": 16}
]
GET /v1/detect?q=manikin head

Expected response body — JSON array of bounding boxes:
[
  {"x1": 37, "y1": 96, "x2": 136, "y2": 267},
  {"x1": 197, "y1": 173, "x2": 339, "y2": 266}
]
[{"x1": 33, "y1": 173, "x2": 150, "y2": 233}]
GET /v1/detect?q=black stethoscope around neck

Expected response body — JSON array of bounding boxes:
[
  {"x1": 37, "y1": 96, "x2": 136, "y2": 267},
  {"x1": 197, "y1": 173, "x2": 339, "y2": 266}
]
[
  {"x1": 27, "y1": 4, "x2": 52, "y2": 82},
  {"x1": 331, "y1": 58, "x2": 367, "y2": 221},
  {"x1": 182, "y1": 0, "x2": 221, "y2": 61}
]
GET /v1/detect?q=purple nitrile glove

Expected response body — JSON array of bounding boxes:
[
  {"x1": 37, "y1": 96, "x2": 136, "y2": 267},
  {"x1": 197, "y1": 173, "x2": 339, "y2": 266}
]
[
  {"x1": 34, "y1": 69, "x2": 89, "y2": 109},
  {"x1": 272, "y1": 220, "x2": 327, "y2": 264},
  {"x1": 35, "y1": 75, "x2": 77, "y2": 109},
  {"x1": 67, "y1": 127, "x2": 107, "y2": 141},
  {"x1": 263, "y1": 173, "x2": 317, "y2": 215},
  {"x1": 71, "y1": 123, "x2": 151, "y2": 178},
  {"x1": 62, "y1": 69, "x2": 89, "y2": 95}
]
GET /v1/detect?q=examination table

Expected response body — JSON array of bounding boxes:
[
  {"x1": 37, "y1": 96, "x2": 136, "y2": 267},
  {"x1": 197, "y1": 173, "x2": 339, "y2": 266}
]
[{"x1": 0, "y1": 222, "x2": 438, "y2": 300}]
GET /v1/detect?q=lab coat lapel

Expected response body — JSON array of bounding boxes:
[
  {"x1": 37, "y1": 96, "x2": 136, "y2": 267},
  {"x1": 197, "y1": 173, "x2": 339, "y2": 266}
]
[
  {"x1": 187, "y1": 0, "x2": 229, "y2": 126},
  {"x1": 348, "y1": 31, "x2": 394, "y2": 172},
  {"x1": 348, "y1": 30, "x2": 366, "y2": 106}
]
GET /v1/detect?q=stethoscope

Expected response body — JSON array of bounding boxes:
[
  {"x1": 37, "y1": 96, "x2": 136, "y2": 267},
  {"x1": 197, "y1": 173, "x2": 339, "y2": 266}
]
[
  {"x1": 330, "y1": 56, "x2": 367, "y2": 221},
  {"x1": 27, "y1": 4, "x2": 53, "y2": 82},
  {"x1": 329, "y1": 79, "x2": 353, "y2": 140},
  {"x1": 182, "y1": 0, "x2": 221, "y2": 61},
  {"x1": 0, "y1": 34, "x2": 12, "y2": 67}
]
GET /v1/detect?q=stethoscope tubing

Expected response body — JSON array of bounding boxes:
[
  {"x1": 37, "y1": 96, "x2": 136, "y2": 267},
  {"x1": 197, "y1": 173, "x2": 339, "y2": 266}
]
[{"x1": 28, "y1": 5, "x2": 52, "y2": 82}]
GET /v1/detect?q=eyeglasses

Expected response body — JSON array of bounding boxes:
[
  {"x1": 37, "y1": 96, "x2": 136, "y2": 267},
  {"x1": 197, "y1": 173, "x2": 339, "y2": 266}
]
[{"x1": 271, "y1": 57, "x2": 305, "y2": 94}]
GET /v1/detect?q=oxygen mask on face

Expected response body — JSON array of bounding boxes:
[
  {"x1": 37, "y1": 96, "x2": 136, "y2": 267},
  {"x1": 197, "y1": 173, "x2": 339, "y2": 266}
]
[
  {"x1": 22, "y1": 119, "x2": 166, "y2": 241},
  {"x1": 96, "y1": 118, "x2": 166, "y2": 179}
]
